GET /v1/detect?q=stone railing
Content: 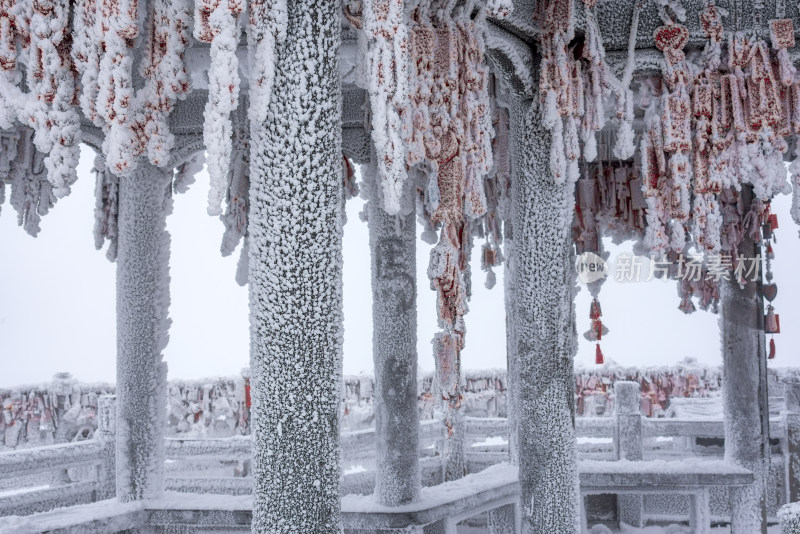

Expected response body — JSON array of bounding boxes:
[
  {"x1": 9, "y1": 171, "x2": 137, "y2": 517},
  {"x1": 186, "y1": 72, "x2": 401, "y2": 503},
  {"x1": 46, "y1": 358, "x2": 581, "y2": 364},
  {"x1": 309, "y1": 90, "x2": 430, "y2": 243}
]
[{"x1": 8, "y1": 364, "x2": 795, "y2": 451}]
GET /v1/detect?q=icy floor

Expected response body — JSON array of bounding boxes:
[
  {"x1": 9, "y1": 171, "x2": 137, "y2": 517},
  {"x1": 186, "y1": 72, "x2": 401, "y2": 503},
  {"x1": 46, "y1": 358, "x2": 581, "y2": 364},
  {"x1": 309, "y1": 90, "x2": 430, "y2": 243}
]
[{"x1": 457, "y1": 524, "x2": 781, "y2": 533}]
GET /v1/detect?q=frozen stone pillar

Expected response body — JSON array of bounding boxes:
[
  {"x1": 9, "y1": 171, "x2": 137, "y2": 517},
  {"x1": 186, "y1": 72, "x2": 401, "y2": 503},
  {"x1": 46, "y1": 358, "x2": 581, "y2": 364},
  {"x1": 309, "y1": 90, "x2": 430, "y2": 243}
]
[
  {"x1": 721, "y1": 186, "x2": 770, "y2": 534},
  {"x1": 368, "y1": 186, "x2": 421, "y2": 506},
  {"x1": 509, "y1": 97, "x2": 580, "y2": 533},
  {"x1": 785, "y1": 381, "x2": 800, "y2": 503},
  {"x1": 247, "y1": 0, "x2": 343, "y2": 531},
  {"x1": 614, "y1": 381, "x2": 643, "y2": 527},
  {"x1": 115, "y1": 162, "x2": 172, "y2": 501}
]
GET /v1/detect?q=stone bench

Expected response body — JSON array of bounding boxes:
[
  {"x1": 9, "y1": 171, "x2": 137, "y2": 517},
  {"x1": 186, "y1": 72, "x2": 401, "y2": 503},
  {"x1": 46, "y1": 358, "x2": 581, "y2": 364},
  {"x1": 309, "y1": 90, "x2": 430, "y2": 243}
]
[{"x1": 579, "y1": 459, "x2": 754, "y2": 534}]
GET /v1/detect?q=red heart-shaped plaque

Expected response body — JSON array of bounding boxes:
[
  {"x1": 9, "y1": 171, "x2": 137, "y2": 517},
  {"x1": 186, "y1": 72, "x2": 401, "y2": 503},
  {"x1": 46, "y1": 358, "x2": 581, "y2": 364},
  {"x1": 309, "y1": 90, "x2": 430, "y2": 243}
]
[
  {"x1": 654, "y1": 24, "x2": 689, "y2": 51},
  {"x1": 763, "y1": 283, "x2": 778, "y2": 302}
]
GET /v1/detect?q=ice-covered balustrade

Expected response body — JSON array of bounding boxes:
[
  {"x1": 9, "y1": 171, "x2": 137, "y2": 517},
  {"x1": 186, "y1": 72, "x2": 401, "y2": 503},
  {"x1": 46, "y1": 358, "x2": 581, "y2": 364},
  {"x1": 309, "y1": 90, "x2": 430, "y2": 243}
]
[
  {"x1": 3, "y1": 0, "x2": 800, "y2": 531},
  {"x1": 4, "y1": 380, "x2": 800, "y2": 531}
]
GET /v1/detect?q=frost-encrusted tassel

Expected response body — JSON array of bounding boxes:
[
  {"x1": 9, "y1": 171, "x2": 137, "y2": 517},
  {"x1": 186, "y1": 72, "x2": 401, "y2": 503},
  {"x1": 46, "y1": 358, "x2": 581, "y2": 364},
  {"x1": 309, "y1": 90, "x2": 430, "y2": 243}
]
[
  {"x1": 29, "y1": 0, "x2": 80, "y2": 197},
  {"x1": 361, "y1": 0, "x2": 408, "y2": 215},
  {"x1": 141, "y1": 0, "x2": 191, "y2": 167},
  {"x1": 247, "y1": 0, "x2": 286, "y2": 125},
  {"x1": 197, "y1": 0, "x2": 242, "y2": 216},
  {"x1": 92, "y1": 154, "x2": 120, "y2": 261},
  {"x1": 97, "y1": 0, "x2": 141, "y2": 175}
]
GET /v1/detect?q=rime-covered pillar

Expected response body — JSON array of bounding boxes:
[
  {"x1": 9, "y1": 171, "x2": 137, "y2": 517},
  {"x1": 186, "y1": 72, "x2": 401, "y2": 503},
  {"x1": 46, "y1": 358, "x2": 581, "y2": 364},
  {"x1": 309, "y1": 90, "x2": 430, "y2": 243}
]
[
  {"x1": 247, "y1": 0, "x2": 343, "y2": 531},
  {"x1": 509, "y1": 97, "x2": 580, "y2": 533},
  {"x1": 786, "y1": 381, "x2": 800, "y2": 504},
  {"x1": 721, "y1": 185, "x2": 770, "y2": 534},
  {"x1": 115, "y1": 162, "x2": 172, "y2": 501},
  {"x1": 368, "y1": 185, "x2": 421, "y2": 506},
  {"x1": 614, "y1": 381, "x2": 643, "y2": 527}
]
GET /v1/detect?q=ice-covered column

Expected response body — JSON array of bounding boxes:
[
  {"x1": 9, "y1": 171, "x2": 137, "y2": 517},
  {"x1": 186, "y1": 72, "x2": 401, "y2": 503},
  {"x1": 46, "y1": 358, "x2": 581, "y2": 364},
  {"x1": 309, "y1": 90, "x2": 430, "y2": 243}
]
[
  {"x1": 614, "y1": 381, "x2": 643, "y2": 527},
  {"x1": 785, "y1": 381, "x2": 800, "y2": 504},
  {"x1": 721, "y1": 185, "x2": 770, "y2": 534},
  {"x1": 247, "y1": 0, "x2": 343, "y2": 531},
  {"x1": 115, "y1": 162, "x2": 172, "y2": 501},
  {"x1": 368, "y1": 182, "x2": 420, "y2": 506},
  {"x1": 509, "y1": 96, "x2": 580, "y2": 533}
]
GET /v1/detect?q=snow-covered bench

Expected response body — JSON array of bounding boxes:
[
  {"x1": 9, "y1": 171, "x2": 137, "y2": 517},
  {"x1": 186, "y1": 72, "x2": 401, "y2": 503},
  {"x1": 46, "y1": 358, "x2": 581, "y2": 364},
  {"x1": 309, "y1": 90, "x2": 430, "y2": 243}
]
[{"x1": 579, "y1": 459, "x2": 754, "y2": 534}]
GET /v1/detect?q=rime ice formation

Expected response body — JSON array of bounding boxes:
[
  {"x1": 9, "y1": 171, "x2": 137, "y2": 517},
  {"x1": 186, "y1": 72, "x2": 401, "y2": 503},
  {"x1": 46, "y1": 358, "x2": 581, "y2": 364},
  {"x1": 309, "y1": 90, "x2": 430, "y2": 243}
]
[
  {"x1": 365, "y1": 163, "x2": 421, "y2": 507},
  {"x1": 351, "y1": 0, "x2": 514, "y2": 479},
  {"x1": 246, "y1": 0, "x2": 343, "y2": 531},
  {"x1": 509, "y1": 97, "x2": 580, "y2": 534},
  {"x1": 194, "y1": 0, "x2": 242, "y2": 217},
  {"x1": 0, "y1": 127, "x2": 56, "y2": 236},
  {"x1": 114, "y1": 162, "x2": 172, "y2": 502}
]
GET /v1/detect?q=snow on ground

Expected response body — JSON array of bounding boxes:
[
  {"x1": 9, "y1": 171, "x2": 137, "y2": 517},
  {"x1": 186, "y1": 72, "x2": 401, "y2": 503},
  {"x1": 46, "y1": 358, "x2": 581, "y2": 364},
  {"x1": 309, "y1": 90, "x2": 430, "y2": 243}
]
[{"x1": 456, "y1": 523, "x2": 781, "y2": 533}]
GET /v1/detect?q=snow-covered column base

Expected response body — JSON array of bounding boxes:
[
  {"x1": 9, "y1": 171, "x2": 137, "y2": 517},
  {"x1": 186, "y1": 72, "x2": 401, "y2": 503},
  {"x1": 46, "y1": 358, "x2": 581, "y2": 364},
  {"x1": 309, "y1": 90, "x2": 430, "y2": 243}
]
[
  {"x1": 786, "y1": 382, "x2": 800, "y2": 504},
  {"x1": 115, "y1": 162, "x2": 172, "y2": 502},
  {"x1": 509, "y1": 97, "x2": 580, "y2": 534},
  {"x1": 247, "y1": 0, "x2": 343, "y2": 531},
  {"x1": 720, "y1": 189, "x2": 769, "y2": 534},
  {"x1": 368, "y1": 193, "x2": 420, "y2": 506},
  {"x1": 779, "y1": 502, "x2": 800, "y2": 534}
]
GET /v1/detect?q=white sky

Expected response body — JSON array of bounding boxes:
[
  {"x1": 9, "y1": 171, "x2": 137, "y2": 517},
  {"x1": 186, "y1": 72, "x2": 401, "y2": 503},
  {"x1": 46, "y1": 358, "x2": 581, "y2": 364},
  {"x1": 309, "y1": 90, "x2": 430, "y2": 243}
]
[{"x1": 1, "y1": 145, "x2": 798, "y2": 387}]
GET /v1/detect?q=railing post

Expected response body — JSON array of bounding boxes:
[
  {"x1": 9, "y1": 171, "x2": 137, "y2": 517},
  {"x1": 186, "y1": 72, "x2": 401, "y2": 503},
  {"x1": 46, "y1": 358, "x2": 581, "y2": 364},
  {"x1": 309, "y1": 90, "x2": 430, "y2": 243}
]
[
  {"x1": 95, "y1": 395, "x2": 117, "y2": 500},
  {"x1": 615, "y1": 381, "x2": 643, "y2": 528},
  {"x1": 488, "y1": 503, "x2": 519, "y2": 533},
  {"x1": 785, "y1": 381, "x2": 800, "y2": 504}
]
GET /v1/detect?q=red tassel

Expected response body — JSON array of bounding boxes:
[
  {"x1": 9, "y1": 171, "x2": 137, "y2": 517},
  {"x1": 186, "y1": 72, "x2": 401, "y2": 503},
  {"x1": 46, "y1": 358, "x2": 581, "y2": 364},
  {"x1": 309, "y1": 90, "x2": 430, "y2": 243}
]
[
  {"x1": 767, "y1": 242, "x2": 774, "y2": 260},
  {"x1": 768, "y1": 213, "x2": 779, "y2": 231},
  {"x1": 769, "y1": 338, "x2": 776, "y2": 359},
  {"x1": 765, "y1": 305, "x2": 780, "y2": 334},
  {"x1": 589, "y1": 298, "x2": 602, "y2": 320},
  {"x1": 595, "y1": 343, "x2": 604, "y2": 364}
]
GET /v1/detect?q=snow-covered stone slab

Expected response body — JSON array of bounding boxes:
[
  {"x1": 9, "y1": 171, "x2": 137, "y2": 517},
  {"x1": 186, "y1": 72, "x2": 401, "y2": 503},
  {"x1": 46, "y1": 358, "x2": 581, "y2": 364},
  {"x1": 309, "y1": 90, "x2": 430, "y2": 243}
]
[
  {"x1": 146, "y1": 492, "x2": 253, "y2": 530},
  {"x1": 164, "y1": 435, "x2": 251, "y2": 459},
  {"x1": 579, "y1": 459, "x2": 754, "y2": 491},
  {"x1": 340, "y1": 463, "x2": 519, "y2": 530},
  {"x1": 0, "y1": 482, "x2": 96, "y2": 518},
  {"x1": 0, "y1": 498, "x2": 144, "y2": 534},
  {"x1": 0, "y1": 440, "x2": 106, "y2": 478}
]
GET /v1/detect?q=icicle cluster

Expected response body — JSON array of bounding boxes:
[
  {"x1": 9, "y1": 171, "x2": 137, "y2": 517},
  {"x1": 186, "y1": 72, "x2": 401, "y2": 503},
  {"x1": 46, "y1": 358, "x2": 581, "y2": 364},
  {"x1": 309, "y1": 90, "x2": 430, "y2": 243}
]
[
  {"x1": 639, "y1": 12, "x2": 794, "y2": 254},
  {"x1": 538, "y1": 0, "x2": 636, "y2": 186},
  {"x1": 0, "y1": 126, "x2": 57, "y2": 236},
  {"x1": 92, "y1": 154, "x2": 120, "y2": 261},
  {"x1": 0, "y1": 0, "x2": 79, "y2": 197},
  {"x1": 76, "y1": 0, "x2": 190, "y2": 177},
  {"x1": 195, "y1": 0, "x2": 243, "y2": 216},
  {"x1": 353, "y1": 0, "x2": 512, "y2": 440},
  {"x1": 579, "y1": 5, "x2": 799, "y2": 313}
]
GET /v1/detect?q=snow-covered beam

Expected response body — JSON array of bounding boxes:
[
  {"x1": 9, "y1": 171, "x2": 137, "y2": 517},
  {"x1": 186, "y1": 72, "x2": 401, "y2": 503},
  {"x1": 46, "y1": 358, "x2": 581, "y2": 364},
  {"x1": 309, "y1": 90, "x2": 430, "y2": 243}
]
[
  {"x1": 367, "y1": 172, "x2": 421, "y2": 506},
  {"x1": 721, "y1": 186, "x2": 771, "y2": 534},
  {"x1": 247, "y1": 0, "x2": 344, "y2": 531},
  {"x1": 115, "y1": 162, "x2": 172, "y2": 502},
  {"x1": 508, "y1": 96, "x2": 580, "y2": 533}
]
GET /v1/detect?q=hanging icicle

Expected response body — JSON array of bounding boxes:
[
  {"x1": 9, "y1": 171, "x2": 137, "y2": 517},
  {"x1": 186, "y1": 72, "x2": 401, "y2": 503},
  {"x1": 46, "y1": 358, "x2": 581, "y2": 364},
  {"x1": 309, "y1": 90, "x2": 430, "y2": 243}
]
[{"x1": 196, "y1": 0, "x2": 243, "y2": 216}]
